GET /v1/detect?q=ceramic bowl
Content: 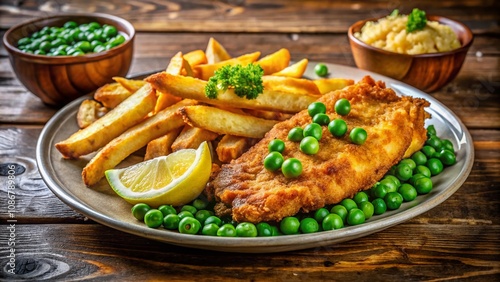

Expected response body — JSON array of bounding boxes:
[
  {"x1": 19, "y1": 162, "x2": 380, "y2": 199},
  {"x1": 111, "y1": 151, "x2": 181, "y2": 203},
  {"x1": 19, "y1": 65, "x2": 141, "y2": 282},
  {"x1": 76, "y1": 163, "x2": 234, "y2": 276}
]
[
  {"x1": 3, "y1": 13, "x2": 135, "y2": 106},
  {"x1": 348, "y1": 15, "x2": 473, "y2": 92}
]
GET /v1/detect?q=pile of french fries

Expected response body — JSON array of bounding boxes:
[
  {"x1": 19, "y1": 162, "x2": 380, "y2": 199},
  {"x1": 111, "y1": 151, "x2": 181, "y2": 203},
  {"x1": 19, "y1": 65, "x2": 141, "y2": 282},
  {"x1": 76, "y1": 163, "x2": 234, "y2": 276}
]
[{"x1": 55, "y1": 38, "x2": 354, "y2": 187}]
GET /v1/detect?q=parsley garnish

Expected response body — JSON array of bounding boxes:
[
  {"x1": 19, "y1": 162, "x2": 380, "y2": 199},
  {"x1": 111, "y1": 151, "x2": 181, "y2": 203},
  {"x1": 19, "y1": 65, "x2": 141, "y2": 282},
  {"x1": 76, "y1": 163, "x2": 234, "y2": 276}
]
[
  {"x1": 205, "y1": 64, "x2": 264, "y2": 100},
  {"x1": 406, "y1": 8, "x2": 427, "y2": 33}
]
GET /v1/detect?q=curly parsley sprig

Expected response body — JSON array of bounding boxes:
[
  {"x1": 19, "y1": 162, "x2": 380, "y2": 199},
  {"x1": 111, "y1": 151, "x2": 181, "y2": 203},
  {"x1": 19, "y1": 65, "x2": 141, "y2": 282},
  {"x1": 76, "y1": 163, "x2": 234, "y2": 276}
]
[
  {"x1": 205, "y1": 64, "x2": 264, "y2": 100},
  {"x1": 406, "y1": 8, "x2": 427, "y2": 33}
]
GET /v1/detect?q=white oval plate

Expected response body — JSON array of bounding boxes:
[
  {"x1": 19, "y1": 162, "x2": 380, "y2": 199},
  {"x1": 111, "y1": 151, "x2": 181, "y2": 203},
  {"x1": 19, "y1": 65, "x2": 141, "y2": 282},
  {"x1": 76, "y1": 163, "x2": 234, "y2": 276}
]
[{"x1": 36, "y1": 63, "x2": 474, "y2": 253}]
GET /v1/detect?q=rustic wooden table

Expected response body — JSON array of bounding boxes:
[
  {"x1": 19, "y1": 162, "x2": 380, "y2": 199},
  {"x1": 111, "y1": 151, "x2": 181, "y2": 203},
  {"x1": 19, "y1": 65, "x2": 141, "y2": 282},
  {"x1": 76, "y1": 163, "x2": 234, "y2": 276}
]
[{"x1": 1, "y1": 1, "x2": 499, "y2": 281}]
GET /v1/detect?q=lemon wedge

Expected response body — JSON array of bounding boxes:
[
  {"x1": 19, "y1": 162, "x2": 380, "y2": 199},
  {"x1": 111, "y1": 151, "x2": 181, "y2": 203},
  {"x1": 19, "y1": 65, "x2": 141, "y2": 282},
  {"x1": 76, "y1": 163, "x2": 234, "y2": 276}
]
[{"x1": 105, "y1": 141, "x2": 212, "y2": 207}]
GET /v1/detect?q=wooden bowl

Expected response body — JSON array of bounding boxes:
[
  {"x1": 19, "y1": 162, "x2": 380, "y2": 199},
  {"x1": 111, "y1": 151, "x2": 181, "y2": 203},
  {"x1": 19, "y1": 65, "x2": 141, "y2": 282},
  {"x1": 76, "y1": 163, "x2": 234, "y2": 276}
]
[
  {"x1": 348, "y1": 16, "x2": 473, "y2": 92},
  {"x1": 3, "y1": 13, "x2": 135, "y2": 106}
]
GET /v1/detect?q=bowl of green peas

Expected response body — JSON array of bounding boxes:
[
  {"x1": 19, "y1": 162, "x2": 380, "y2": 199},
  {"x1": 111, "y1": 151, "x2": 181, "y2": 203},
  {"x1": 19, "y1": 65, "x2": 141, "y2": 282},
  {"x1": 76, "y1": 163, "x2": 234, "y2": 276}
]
[{"x1": 2, "y1": 13, "x2": 135, "y2": 106}]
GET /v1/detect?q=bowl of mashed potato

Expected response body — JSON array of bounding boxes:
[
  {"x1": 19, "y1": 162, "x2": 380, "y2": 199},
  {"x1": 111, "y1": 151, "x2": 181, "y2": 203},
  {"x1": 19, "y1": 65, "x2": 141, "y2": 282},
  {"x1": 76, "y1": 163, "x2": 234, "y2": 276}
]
[{"x1": 348, "y1": 9, "x2": 473, "y2": 92}]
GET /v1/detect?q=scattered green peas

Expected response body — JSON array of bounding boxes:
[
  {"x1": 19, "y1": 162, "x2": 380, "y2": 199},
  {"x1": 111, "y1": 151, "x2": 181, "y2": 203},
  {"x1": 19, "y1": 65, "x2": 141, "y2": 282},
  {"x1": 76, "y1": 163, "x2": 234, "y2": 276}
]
[
  {"x1": 411, "y1": 151, "x2": 428, "y2": 166},
  {"x1": 268, "y1": 139, "x2": 285, "y2": 153},
  {"x1": 281, "y1": 158, "x2": 303, "y2": 178},
  {"x1": 328, "y1": 118, "x2": 348, "y2": 137},
  {"x1": 421, "y1": 145, "x2": 436, "y2": 158},
  {"x1": 181, "y1": 204, "x2": 197, "y2": 215},
  {"x1": 330, "y1": 205, "x2": 348, "y2": 223},
  {"x1": 414, "y1": 165, "x2": 431, "y2": 178},
  {"x1": 334, "y1": 98, "x2": 351, "y2": 116},
  {"x1": 308, "y1": 102, "x2": 327, "y2": 117},
  {"x1": 204, "y1": 215, "x2": 222, "y2": 227},
  {"x1": 16, "y1": 20, "x2": 126, "y2": 56},
  {"x1": 439, "y1": 150, "x2": 456, "y2": 166},
  {"x1": 349, "y1": 127, "x2": 367, "y2": 145},
  {"x1": 300, "y1": 136, "x2": 320, "y2": 155},
  {"x1": 217, "y1": 223, "x2": 237, "y2": 237},
  {"x1": 264, "y1": 151, "x2": 284, "y2": 171},
  {"x1": 400, "y1": 159, "x2": 417, "y2": 171},
  {"x1": 303, "y1": 123, "x2": 323, "y2": 140},
  {"x1": 426, "y1": 135, "x2": 443, "y2": 151},
  {"x1": 371, "y1": 183, "x2": 388, "y2": 199},
  {"x1": 414, "y1": 177, "x2": 433, "y2": 194},
  {"x1": 195, "y1": 210, "x2": 214, "y2": 224},
  {"x1": 158, "y1": 204, "x2": 177, "y2": 217},
  {"x1": 314, "y1": 63, "x2": 328, "y2": 77},
  {"x1": 379, "y1": 178, "x2": 398, "y2": 193},
  {"x1": 383, "y1": 175, "x2": 401, "y2": 188},
  {"x1": 427, "y1": 124, "x2": 437, "y2": 136},
  {"x1": 288, "y1": 127, "x2": 304, "y2": 142}
]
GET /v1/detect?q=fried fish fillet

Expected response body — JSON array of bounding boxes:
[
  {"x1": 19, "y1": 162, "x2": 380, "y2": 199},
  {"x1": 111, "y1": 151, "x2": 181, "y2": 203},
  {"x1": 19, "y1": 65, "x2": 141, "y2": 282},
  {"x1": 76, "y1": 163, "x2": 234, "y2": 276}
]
[{"x1": 210, "y1": 76, "x2": 429, "y2": 223}]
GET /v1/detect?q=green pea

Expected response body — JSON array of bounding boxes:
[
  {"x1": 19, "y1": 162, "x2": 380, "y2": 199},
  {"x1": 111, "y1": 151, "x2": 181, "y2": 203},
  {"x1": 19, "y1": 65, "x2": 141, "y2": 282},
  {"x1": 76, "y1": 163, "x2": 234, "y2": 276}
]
[
  {"x1": 383, "y1": 175, "x2": 401, "y2": 188},
  {"x1": 411, "y1": 151, "x2": 428, "y2": 166},
  {"x1": 163, "y1": 214, "x2": 180, "y2": 230},
  {"x1": 353, "y1": 191, "x2": 370, "y2": 206},
  {"x1": 280, "y1": 216, "x2": 300, "y2": 235},
  {"x1": 426, "y1": 158, "x2": 444, "y2": 176},
  {"x1": 180, "y1": 204, "x2": 197, "y2": 214},
  {"x1": 439, "y1": 150, "x2": 456, "y2": 166},
  {"x1": 300, "y1": 217, "x2": 319, "y2": 234},
  {"x1": 359, "y1": 201, "x2": 374, "y2": 220},
  {"x1": 308, "y1": 102, "x2": 327, "y2": 118},
  {"x1": 414, "y1": 165, "x2": 431, "y2": 178},
  {"x1": 349, "y1": 127, "x2": 367, "y2": 145},
  {"x1": 110, "y1": 34, "x2": 126, "y2": 46},
  {"x1": 201, "y1": 223, "x2": 219, "y2": 236},
  {"x1": 371, "y1": 183, "x2": 388, "y2": 199},
  {"x1": 39, "y1": 41, "x2": 52, "y2": 52},
  {"x1": 313, "y1": 208, "x2": 330, "y2": 223},
  {"x1": 144, "y1": 209, "x2": 163, "y2": 228},
  {"x1": 414, "y1": 177, "x2": 433, "y2": 194},
  {"x1": 192, "y1": 198, "x2": 208, "y2": 210},
  {"x1": 177, "y1": 210, "x2": 194, "y2": 220},
  {"x1": 204, "y1": 215, "x2": 222, "y2": 227},
  {"x1": 281, "y1": 158, "x2": 302, "y2": 178},
  {"x1": 408, "y1": 173, "x2": 426, "y2": 186},
  {"x1": 379, "y1": 178, "x2": 398, "y2": 193},
  {"x1": 441, "y1": 139, "x2": 454, "y2": 152},
  {"x1": 74, "y1": 41, "x2": 91, "y2": 52},
  {"x1": 103, "y1": 25, "x2": 118, "y2": 38},
  {"x1": 400, "y1": 158, "x2": 417, "y2": 170},
  {"x1": 328, "y1": 118, "x2": 348, "y2": 137},
  {"x1": 398, "y1": 183, "x2": 417, "y2": 202},
  {"x1": 131, "y1": 203, "x2": 151, "y2": 221},
  {"x1": 334, "y1": 98, "x2": 351, "y2": 116},
  {"x1": 263, "y1": 151, "x2": 284, "y2": 171},
  {"x1": 17, "y1": 37, "x2": 31, "y2": 47},
  {"x1": 372, "y1": 198, "x2": 387, "y2": 215},
  {"x1": 158, "y1": 204, "x2": 177, "y2": 217},
  {"x1": 256, "y1": 222, "x2": 273, "y2": 237},
  {"x1": 322, "y1": 213, "x2": 344, "y2": 230},
  {"x1": 217, "y1": 224, "x2": 237, "y2": 237},
  {"x1": 63, "y1": 21, "x2": 78, "y2": 28},
  {"x1": 340, "y1": 198, "x2": 358, "y2": 211},
  {"x1": 426, "y1": 135, "x2": 443, "y2": 151},
  {"x1": 303, "y1": 123, "x2": 323, "y2": 140},
  {"x1": 268, "y1": 138, "x2": 285, "y2": 153},
  {"x1": 312, "y1": 113, "x2": 330, "y2": 125},
  {"x1": 288, "y1": 127, "x2": 304, "y2": 142},
  {"x1": 421, "y1": 145, "x2": 436, "y2": 158},
  {"x1": 236, "y1": 222, "x2": 258, "y2": 237},
  {"x1": 178, "y1": 217, "x2": 201, "y2": 234},
  {"x1": 195, "y1": 210, "x2": 214, "y2": 224},
  {"x1": 330, "y1": 205, "x2": 348, "y2": 223},
  {"x1": 314, "y1": 63, "x2": 328, "y2": 77},
  {"x1": 395, "y1": 163, "x2": 413, "y2": 181},
  {"x1": 384, "y1": 192, "x2": 403, "y2": 210},
  {"x1": 300, "y1": 136, "x2": 319, "y2": 155},
  {"x1": 347, "y1": 208, "x2": 365, "y2": 225}
]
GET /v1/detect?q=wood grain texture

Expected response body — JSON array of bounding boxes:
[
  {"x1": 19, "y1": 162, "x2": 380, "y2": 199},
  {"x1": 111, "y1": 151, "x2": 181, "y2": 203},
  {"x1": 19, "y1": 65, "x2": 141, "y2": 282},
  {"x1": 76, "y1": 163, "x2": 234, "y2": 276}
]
[
  {"x1": 0, "y1": 224, "x2": 498, "y2": 281},
  {"x1": 0, "y1": 0, "x2": 499, "y2": 34}
]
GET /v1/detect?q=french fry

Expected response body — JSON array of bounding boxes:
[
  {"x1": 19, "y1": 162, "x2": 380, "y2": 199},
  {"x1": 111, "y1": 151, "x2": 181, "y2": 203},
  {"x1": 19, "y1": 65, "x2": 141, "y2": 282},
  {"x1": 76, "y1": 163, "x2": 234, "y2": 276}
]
[
  {"x1": 171, "y1": 125, "x2": 219, "y2": 152},
  {"x1": 179, "y1": 105, "x2": 278, "y2": 139},
  {"x1": 242, "y1": 108, "x2": 293, "y2": 121},
  {"x1": 56, "y1": 84, "x2": 157, "y2": 159},
  {"x1": 154, "y1": 91, "x2": 182, "y2": 114},
  {"x1": 184, "y1": 50, "x2": 208, "y2": 66},
  {"x1": 82, "y1": 99, "x2": 197, "y2": 186},
  {"x1": 113, "y1": 77, "x2": 147, "y2": 93},
  {"x1": 194, "y1": 51, "x2": 261, "y2": 81},
  {"x1": 257, "y1": 48, "x2": 291, "y2": 75},
  {"x1": 216, "y1": 135, "x2": 256, "y2": 163},
  {"x1": 205, "y1": 37, "x2": 231, "y2": 64},
  {"x1": 94, "y1": 82, "x2": 132, "y2": 108},
  {"x1": 314, "y1": 77, "x2": 355, "y2": 95},
  {"x1": 272, "y1": 58, "x2": 308, "y2": 78},
  {"x1": 145, "y1": 72, "x2": 321, "y2": 113},
  {"x1": 76, "y1": 99, "x2": 108, "y2": 129},
  {"x1": 144, "y1": 127, "x2": 182, "y2": 161}
]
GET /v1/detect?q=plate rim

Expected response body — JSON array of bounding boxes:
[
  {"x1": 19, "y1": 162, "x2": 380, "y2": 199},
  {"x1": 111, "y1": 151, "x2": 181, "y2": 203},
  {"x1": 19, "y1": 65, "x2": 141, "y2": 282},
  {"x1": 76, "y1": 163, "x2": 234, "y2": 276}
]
[{"x1": 35, "y1": 63, "x2": 475, "y2": 253}]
